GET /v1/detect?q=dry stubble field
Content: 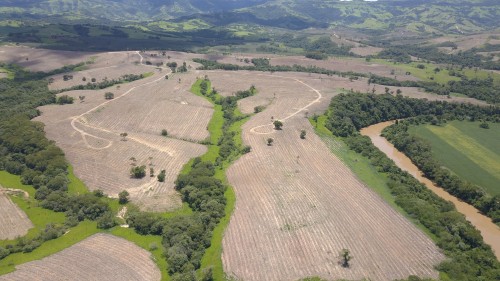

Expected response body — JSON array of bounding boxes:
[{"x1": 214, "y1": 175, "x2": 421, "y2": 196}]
[
  {"x1": 209, "y1": 71, "x2": 445, "y2": 281},
  {"x1": 0, "y1": 187, "x2": 33, "y2": 240},
  {"x1": 34, "y1": 54, "x2": 211, "y2": 211},
  {"x1": 0, "y1": 233, "x2": 161, "y2": 281},
  {"x1": 0, "y1": 48, "x2": 473, "y2": 280}
]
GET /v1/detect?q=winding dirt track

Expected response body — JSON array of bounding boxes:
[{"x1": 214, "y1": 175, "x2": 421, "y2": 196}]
[
  {"x1": 215, "y1": 72, "x2": 445, "y2": 281},
  {"x1": 34, "y1": 52, "x2": 209, "y2": 211}
]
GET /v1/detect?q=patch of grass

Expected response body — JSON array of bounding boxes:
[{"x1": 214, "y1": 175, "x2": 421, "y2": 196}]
[
  {"x1": 0, "y1": 220, "x2": 99, "y2": 275},
  {"x1": 111, "y1": 227, "x2": 170, "y2": 281},
  {"x1": 160, "y1": 202, "x2": 193, "y2": 219},
  {"x1": 0, "y1": 68, "x2": 14, "y2": 79},
  {"x1": 310, "y1": 115, "x2": 437, "y2": 240},
  {"x1": 409, "y1": 121, "x2": 500, "y2": 195},
  {"x1": 374, "y1": 59, "x2": 460, "y2": 84},
  {"x1": 67, "y1": 165, "x2": 88, "y2": 194}
]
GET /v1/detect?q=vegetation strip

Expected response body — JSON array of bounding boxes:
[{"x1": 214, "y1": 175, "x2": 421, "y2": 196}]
[
  {"x1": 323, "y1": 92, "x2": 500, "y2": 280},
  {"x1": 126, "y1": 78, "x2": 253, "y2": 280}
]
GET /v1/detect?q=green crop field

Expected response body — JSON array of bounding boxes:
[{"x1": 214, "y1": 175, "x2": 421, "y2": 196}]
[{"x1": 409, "y1": 121, "x2": 500, "y2": 195}]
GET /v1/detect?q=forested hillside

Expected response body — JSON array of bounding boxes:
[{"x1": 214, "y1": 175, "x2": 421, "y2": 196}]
[{"x1": 1, "y1": 0, "x2": 499, "y2": 34}]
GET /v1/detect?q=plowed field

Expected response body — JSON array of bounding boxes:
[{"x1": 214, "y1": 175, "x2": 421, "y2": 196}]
[
  {"x1": 211, "y1": 71, "x2": 445, "y2": 281},
  {"x1": 0, "y1": 233, "x2": 161, "y2": 281},
  {"x1": 0, "y1": 187, "x2": 33, "y2": 240}
]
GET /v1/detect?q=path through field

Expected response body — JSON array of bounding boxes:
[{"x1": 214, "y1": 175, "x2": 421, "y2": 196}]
[
  {"x1": 34, "y1": 52, "x2": 209, "y2": 211},
  {"x1": 215, "y1": 72, "x2": 445, "y2": 281},
  {"x1": 0, "y1": 233, "x2": 161, "y2": 281}
]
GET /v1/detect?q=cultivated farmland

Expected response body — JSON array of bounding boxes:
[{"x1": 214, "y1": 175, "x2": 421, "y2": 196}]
[
  {"x1": 409, "y1": 121, "x2": 500, "y2": 195},
  {"x1": 210, "y1": 72, "x2": 445, "y2": 281},
  {"x1": 34, "y1": 59, "x2": 210, "y2": 211},
  {"x1": 0, "y1": 233, "x2": 161, "y2": 281},
  {"x1": 0, "y1": 187, "x2": 33, "y2": 240}
]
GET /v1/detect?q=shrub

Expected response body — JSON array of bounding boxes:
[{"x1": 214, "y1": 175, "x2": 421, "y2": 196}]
[
  {"x1": 130, "y1": 165, "x2": 146, "y2": 178},
  {"x1": 118, "y1": 190, "x2": 129, "y2": 204},
  {"x1": 104, "y1": 92, "x2": 114, "y2": 99}
]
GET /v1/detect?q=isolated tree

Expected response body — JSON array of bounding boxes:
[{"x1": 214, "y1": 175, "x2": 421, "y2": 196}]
[
  {"x1": 118, "y1": 190, "x2": 129, "y2": 204},
  {"x1": 120, "y1": 132, "x2": 128, "y2": 141},
  {"x1": 267, "y1": 138, "x2": 274, "y2": 146},
  {"x1": 300, "y1": 130, "x2": 306, "y2": 139},
  {"x1": 273, "y1": 120, "x2": 283, "y2": 130},
  {"x1": 91, "y1": 78, "x2": 96, "y2": 82},
  {"x1": 78, "y1": 95, "x2": 85, "y2": 102},
  {"x1": 396, "y1": 89, "x2": 402, "y2": 95},
  {"x1": 82, "y1": 77, "x2": 87, "y2": 82},
  {"x1": 254, "y1": 106, "x2": 264, "y2": 113},
  {"x1": 104, "y1": 92, "x2": 114, "y2": 99},
  {"x1": 339, "y1": 249, "x2": 353, "y2": 268},
  {"x1": 157, "y1": 170, "x2": 166, "y2": 182},
  {"x1": 161, "y1": 129, "x2": 168, "y2": 136},
  {"x1": 150, "y1": 167, "x2": 155, "y2": 177}
]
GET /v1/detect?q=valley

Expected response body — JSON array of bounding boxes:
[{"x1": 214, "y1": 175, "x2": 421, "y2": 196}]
[{"x1": 0, "y1": 0, "x2": 499, "y2": 280}]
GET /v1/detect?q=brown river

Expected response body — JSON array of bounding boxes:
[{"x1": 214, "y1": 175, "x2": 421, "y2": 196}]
[{"x1": 361, "y1": 121, "x2": 500, "y2": 260}]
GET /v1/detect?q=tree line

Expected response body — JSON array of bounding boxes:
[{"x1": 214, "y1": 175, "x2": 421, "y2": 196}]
[
  {"x1": 0, "y1": 63, "x2": 116, "y2": 261},
  {"x1": 193, "y1": 58, "x2": 500, "y2": 104},
  {"x1": 324, "y1": 92, "x2": 500, "y2": 280},
  {"x1": 54, "y1": 73, "x2": 150, "y2": 93},
  {"x1": 383, "y1": 119, "x2": 500, "y2": 223},
  {"x1": 376, "y1": 45, "x2": 500, "y2": 70}
]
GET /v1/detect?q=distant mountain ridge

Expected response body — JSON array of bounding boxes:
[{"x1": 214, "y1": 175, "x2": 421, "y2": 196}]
[{"x1": 1, "y1": 0, "x2": 499, "y2": 34}]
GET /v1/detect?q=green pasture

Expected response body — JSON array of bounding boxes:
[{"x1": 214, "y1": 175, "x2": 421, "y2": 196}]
[{"x1": 409, "y1": 121, "x2": 500, "y2": 195}]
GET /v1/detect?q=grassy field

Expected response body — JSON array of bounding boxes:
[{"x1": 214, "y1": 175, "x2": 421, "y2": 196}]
[
  {"x1": 409, "y1": 121, "x2": 500, "y2": 195},
  {"x1": 375, "y1": 59, "x2": 500, "y2": 85}
]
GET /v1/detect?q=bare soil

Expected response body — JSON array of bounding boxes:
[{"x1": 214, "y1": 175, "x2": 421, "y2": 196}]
[
  {"x1": 0, "y1": 187, "x2": 33, "y2": 240},
  {"x1": 35, "y1": 57, "x2": 210, "y2": 212},
  {"x1": 211, "y1": 71, "x2": 445, "y2": 281},
  {"x1": 0, "y1": 233, "x2": 161, "y2": 281}
]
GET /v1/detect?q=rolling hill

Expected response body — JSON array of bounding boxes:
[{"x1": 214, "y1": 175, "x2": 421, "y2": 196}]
[{"x1": 1, "y1": 0, "x2": 499, "y2": 34}]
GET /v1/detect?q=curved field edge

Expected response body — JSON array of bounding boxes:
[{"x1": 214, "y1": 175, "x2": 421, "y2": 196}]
[
  {"x1": 185, "y1": 79, "x2": 245, "y2": 280},
  {"x1": 408, "y1": 121, "x2": 500, "y2": 195},
  {"x1": 0, "y1": 169, "x2": 171, "y2": 279},
  {"x1": 310, "y1": 116, "x2": 440, "y2": 244}
]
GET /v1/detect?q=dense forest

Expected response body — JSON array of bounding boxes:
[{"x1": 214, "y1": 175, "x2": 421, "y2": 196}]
[{"x1": 324, "y1": 92, "x2": 500, "y2": 280}]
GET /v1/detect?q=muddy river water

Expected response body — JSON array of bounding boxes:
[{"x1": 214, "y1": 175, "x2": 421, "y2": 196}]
[{"x1": 361, "y1": 121, "x2": 500, "y2": 260}]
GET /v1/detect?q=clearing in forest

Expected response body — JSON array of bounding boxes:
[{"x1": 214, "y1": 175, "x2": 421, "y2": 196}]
[
  {"x1": 210, "y1": 71, "x2": 445, "y2": 281},
  {"x1": 409, "y1": 121, "x2": 500, "y2": 195},
  {"x1": 0, "y1": 233, "x2": 161, "y2": 281},
  {"x1": 0, "y1": 187, "x2": 33, "y2": 240}
]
